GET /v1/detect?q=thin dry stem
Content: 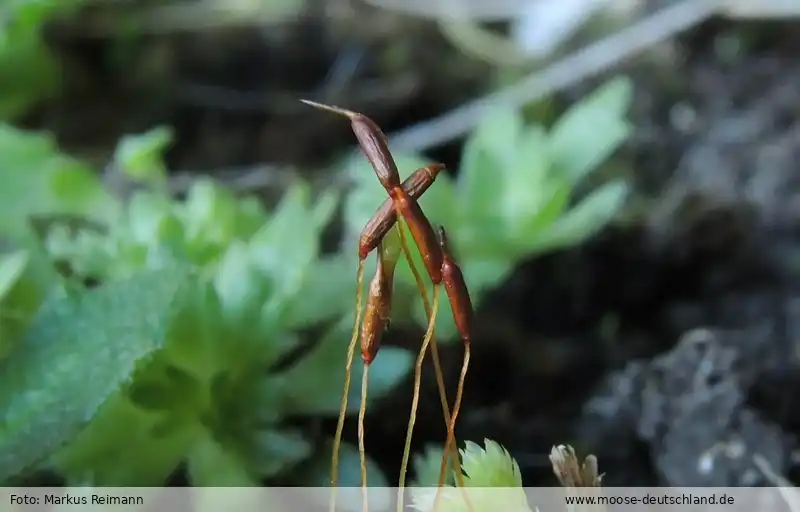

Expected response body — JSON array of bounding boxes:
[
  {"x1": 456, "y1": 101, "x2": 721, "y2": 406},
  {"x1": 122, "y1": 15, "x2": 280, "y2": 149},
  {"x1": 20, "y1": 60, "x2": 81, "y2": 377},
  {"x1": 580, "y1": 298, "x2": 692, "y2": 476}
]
[
  {"x1": 395, "y1": 221, "x2": 464, "y2": 488},
  {"x1": 434, "y1": 343, "x2": 472, "y2": 511},
  {"x1": 330, "y1": 261, "x2": 365, "y2": 512},
  {"x1": 398, "y1": 285, "x2": 440, "y2": 512},
  {"x1": 359, "y1": 364, "x2": 370, "y2": 512}
]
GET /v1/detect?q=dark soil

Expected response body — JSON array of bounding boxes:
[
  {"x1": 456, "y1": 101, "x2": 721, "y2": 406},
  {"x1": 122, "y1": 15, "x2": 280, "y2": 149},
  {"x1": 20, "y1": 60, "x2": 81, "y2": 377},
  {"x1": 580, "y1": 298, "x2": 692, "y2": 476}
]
[{"x1": 29, "y1": 6, "x2": 800, "y2": 488}]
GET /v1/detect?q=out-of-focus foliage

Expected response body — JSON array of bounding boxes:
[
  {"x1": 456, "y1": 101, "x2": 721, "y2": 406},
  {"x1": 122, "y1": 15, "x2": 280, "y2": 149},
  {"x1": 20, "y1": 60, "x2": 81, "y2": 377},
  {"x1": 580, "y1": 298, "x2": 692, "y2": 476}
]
[
  {"x1": 344, "y1": 77, "x2": 633, "y2": 340},
  {"x1": 0, "y1": 3, "x2": 634, "y2": 483},
  {"x1": 0, "y1": 0, "x2": 88, "y2": 120},
  {"x1": 0, "y1": 125, "x2": 413, "y2": 486},
  {"x1": 0, "y1": 125, "x2": 119, "y2": 237},
  {"x1": 0, "y1": 265, "x2": 190, "y2": 481}
]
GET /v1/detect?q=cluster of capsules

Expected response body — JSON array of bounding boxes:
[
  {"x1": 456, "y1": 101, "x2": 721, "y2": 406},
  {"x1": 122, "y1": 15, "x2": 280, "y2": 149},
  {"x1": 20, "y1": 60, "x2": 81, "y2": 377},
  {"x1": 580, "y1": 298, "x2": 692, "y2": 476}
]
[{"x1": 301, "y1": 100, "x2": 475, "y2": 512}]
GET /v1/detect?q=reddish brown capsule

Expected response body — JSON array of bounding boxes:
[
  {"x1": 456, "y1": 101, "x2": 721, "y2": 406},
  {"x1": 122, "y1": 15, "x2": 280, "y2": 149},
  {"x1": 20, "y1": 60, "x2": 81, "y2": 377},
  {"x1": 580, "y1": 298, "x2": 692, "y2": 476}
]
[
  {"x1": 299, "y1": 99, "x2": 400, "y2": 190},
  {"x1": 437, "y1": 227, "x2": 473, "y2": 345},
  {"x1": 358, "y1": 164, "x2": 445, "y2": 260},
  {"x1": 350, "y1": 115, "x2": 401, "y2": 191},
  {"x1": 391, "y1": 186, "x2": 443, "y2": 285},
  {"x1": 360, "y1": 250, "x2": 395, "y2": 364}
]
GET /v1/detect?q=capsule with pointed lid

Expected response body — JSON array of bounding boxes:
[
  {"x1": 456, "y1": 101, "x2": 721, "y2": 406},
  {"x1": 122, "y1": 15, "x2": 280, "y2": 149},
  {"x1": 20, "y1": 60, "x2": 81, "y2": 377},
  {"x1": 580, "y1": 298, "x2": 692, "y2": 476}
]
[
  {"x1": 359, "y1": 234, "x2": 401, "y2": 364},
  {"x1": 300, "y1": 99, "x2": 400, "y2": 190},
  {"x1": 437, "y1": 226, "x2": 473, "y2": 345}
]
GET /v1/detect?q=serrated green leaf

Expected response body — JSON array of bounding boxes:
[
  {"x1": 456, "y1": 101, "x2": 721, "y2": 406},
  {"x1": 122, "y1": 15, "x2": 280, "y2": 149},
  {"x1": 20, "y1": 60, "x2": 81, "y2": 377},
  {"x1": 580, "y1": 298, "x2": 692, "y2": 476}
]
[
  {"x1": 0, "y1": 265, "x2": 191, "y2": 481},
  {"x1": 275, "y1": 318, "x2": 413, "y2": 416},
  {"x1": 526, "y1": 180, "x2": 628, "y2": 255},
  {"x1": 411, "y1": 441, "x2": 531, "y2": 512},
  {"x1": 0, "y1": 250, "x2": 28, "y2": 303},
  {"x1": 459, "y1": 439, "x2": 523, "y2": 487},
  {"x1": 548, "y1": 77, "x2": 633, "y2": 183}
]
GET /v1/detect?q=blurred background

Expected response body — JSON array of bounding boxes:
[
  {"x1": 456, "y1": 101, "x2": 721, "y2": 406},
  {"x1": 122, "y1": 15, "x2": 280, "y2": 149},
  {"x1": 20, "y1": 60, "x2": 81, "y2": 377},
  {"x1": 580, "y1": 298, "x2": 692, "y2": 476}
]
[{"x1": 2, "y1": 0, "x2": 800, "y2": 494}]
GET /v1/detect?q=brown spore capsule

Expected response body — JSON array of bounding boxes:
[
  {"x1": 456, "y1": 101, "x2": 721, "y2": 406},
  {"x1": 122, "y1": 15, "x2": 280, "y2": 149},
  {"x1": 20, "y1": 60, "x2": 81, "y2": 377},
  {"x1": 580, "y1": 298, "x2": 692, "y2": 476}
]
[
  {"x1": 350, "y1": 116, "x2": 401, "y2": 191},
  {"x1": 360, "y1": 251, "x2": 394, "y2": 364},
  {"x1": 390, "y1": 186, "x2": 443, "y2": 284},
  {"x1": 438, "y1": 226, "x2": 473, "y2": 345}
]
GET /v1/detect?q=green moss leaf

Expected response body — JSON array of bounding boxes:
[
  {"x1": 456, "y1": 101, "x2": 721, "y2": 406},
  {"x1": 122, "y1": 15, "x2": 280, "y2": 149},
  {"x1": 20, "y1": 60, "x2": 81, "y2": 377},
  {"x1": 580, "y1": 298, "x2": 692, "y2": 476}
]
[
  {"x1": 0, "y1": 124, "x2": 118, "y2": 237},
  {"x1": 181, "y1": 178, "x2": 242, "y2": 249},
  {"x1": 213, "y1": 240, "x2": 269, "y2": 330},
  {"x1": 53, "y1": 394, "x2": 198, "y2": 486},
  {"x1": 0, "y1": 264, "x2": 191, "y2": 481},
  {"x1": 411, "y1": 440, "x2": 531, "y2": 512},
  {"x1": 502, "y1": 125, "x2": 553, "y2": 239},
  {"x1": 249, "y1": 181, "x2": 317, "y2": 305},
  {"x1": 525, "y1": 180, "x2": 629, "y2": 255},
  {"x1": 548, "y1": 77, "x2": 633, "y2": 183},
  {"x1": 113, "y1": 126, "x2": 173, "y2": 186},
  {"x1": 458, "y1": 107, "x2": 523, "y2": 233},
  {"x1": 0, "y1": 250, "x2": 28, "y2": 303},
  {"x1": 284, "y1": 254, "x2": 356, "y2": 329},
  {"x1": 460, "y1": 439, "x2": 523, "y2": 487}
]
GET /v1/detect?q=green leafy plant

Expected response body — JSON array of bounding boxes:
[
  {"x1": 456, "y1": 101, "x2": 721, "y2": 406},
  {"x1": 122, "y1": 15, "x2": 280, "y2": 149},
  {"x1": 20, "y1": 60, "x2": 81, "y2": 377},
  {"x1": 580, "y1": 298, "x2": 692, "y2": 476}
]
[
  {"x1": 0, "y1": 124, "x2": 119, "y2": 238},
  {"x1": 0, "y1": 126, "x2": 414, "y2": 486},
  {"x1": 410, "y1": 439, "x2": 532, "y2": 512},
  {"x1": 344, "y1": 77, "x2": 634, "y2": 340},
  {"x1": 0, "y1": 265, "x2": 190, "y2": 481},
  {"x1": 410, "y1": 441, "x2": 605, "y2": 512}
]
